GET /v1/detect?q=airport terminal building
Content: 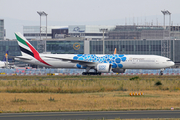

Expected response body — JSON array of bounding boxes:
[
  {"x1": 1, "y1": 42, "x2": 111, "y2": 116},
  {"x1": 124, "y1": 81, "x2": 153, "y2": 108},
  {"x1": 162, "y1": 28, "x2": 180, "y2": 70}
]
[
  {"x1": 0, "y1": 19, "x2": 4, "y2": 40},
  {"x1": 1, "y1": 24, "x2": 180, "y2": 68}
]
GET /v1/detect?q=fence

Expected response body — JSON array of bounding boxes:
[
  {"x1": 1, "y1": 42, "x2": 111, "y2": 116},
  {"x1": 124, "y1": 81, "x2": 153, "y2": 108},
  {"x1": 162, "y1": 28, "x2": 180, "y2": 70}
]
[{"x1": 0, "y1": 68, "x2": 179, "y2": 76}]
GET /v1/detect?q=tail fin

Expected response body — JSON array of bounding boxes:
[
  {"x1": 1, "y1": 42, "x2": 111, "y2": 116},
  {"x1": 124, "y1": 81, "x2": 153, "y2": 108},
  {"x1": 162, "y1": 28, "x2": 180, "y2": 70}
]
[
  {"x1": 3, "y1": 50, "x2": 8, "y2": 61},
  {"x1": 114, "y1": 48, "x2": 117, "y2": 54},
  {"x1": 15, "y1": 32, "x2": 51, "y2": 66},
  {"x1": 15, "y1": 32, "x2": 39, "y2": 57}
]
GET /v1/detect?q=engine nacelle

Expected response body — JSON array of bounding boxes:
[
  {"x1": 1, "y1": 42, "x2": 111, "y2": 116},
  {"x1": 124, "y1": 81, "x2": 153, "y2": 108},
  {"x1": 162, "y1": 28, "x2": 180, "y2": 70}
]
[
  {"x1": 97, "y1": 63, "x2": 111, "y2": 73},
  {"x1": 112, "y1": 68, "x2": 126, "y2": 73}
]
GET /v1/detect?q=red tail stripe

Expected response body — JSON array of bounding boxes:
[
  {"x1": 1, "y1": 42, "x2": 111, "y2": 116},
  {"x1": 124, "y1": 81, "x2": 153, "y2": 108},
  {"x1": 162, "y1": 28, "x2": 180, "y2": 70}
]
[{"x1": 25, "y1": 41, "x2": 51, "y2": 66}]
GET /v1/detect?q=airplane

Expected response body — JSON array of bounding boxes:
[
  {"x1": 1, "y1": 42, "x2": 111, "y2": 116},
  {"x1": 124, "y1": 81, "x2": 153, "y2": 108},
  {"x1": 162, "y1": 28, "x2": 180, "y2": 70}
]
[
  {"x1": 14, "y1": 32, "x2": 175, "y2": 75},
  {"x1": 0, "y1": 50, "x2": 9, "y2": 68},
  {"x1": 0, "y1": 61, "x2": 7, "y2": 68}
]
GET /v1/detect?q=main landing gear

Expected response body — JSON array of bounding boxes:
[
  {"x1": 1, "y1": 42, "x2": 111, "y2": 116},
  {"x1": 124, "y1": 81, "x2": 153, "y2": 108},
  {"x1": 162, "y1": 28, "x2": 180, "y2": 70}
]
[
  {"x1": 82, "y1": 67, "x2": 101, "y2": 75},
  {"x1": 82, "y1": 72, "x2": 101, "y2": 75}
]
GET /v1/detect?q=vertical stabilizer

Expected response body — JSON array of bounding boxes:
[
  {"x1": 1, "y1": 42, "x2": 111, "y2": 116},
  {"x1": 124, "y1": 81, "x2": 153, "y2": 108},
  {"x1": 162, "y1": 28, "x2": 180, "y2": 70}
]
[
  {"x1": 15, "y1": 32, "x2": 51, "y2": 66},
  {"x1": 114, "y1": 48, "x2": 117, "y2": 54},
  {"x1": 3, "y1": 50, "x2": 8, "y2": 61},
  {"x1": 15, "y1": 32, "x2": 38, "y2": 57}
]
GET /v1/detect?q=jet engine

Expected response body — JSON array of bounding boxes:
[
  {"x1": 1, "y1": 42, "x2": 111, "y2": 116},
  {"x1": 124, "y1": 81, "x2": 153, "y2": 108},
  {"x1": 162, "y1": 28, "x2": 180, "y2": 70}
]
[
  {"x1": 112, "y1": 68, "x2": 126, "y2": 73},
  {"x1": 96, "y1": 63, "x2": 111, "y2": 73}
]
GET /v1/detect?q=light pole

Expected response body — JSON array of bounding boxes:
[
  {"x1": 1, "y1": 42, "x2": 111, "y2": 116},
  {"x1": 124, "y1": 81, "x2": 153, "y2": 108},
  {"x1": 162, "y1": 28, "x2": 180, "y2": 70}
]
[
  {"x1": 37, "y1": 11, "x2": 48, "y2": 52},
  {"x1": 161, "y1": 10, "x2": 171, "y2": 27},
  {"x1": 100, "y1": 28, "x2": 108, "y2": 54}
]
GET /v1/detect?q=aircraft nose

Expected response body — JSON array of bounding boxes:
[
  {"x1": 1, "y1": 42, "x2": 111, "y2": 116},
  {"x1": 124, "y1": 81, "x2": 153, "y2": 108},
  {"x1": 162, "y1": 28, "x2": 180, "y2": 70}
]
[{"x1": 171, "y1": 61, "x2": 175, "y2": 66}]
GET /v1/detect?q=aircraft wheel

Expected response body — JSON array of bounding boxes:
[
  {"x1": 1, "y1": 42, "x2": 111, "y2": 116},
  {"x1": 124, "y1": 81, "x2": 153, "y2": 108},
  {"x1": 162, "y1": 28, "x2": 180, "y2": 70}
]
[
  {"x1": 82, "y1": 72, "x2": 87, "y2": 75},
  {"x1": 82, "y1": 72, "x2": 101, "y2": 75},
  {"x1": 160, "y1": 71, "x2": 163, "y2": 76}
]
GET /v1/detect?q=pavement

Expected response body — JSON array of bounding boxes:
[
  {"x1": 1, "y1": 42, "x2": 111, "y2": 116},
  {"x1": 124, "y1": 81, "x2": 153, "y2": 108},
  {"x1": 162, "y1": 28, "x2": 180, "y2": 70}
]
[{"x1": 0, "y1": 110, "x2": 180, "y2": 120}]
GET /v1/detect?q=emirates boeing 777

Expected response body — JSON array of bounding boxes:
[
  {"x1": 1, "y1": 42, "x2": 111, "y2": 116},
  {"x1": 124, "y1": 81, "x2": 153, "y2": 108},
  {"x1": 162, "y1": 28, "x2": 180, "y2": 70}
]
[{"x1": 14, "y1": 32, "x2": 174, "y2": 75}]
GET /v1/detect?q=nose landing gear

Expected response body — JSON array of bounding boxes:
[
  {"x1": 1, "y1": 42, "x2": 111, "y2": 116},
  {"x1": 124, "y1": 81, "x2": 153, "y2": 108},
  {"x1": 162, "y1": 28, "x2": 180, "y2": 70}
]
[
  {"x1": 160, "y1": 69, "x2": 164, "y2": 75},
  {"x1": 160, "y1": 71, "x2": 163, "y2": 75}
]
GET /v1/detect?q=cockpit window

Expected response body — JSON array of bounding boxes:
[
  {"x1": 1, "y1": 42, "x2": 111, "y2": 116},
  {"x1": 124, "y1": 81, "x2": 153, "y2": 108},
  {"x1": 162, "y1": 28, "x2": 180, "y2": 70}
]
[{"x1": 167, "y1": 60, "x2": 172, "y2": 61}]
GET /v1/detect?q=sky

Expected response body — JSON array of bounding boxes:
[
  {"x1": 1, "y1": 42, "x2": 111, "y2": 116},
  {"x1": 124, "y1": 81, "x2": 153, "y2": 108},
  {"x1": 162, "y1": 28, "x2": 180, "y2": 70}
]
[{"x1": 1, "y1": 0, "x2": 180, "y2": 39}]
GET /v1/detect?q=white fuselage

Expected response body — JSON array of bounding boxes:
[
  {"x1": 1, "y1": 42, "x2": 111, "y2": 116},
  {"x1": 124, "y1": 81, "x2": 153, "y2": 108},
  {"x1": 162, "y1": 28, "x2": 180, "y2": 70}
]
[
  {"x1": 0, "y1": 61, "x2": 6, "y2": 68},
  {"x1": 121, "y1": 55, "x2": 174, "y2": 69},
  {"x1": 15, "y1": 54, "x2": 175, "y2": 70}
]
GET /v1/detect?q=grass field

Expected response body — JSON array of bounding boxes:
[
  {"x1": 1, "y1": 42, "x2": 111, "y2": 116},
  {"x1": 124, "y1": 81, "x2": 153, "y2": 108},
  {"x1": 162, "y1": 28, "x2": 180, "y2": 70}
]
[
  {"x1": 0, "y1": 75, "x2": 180, "y2": 93},
  {"x1": 0, "y1": 91, "x2": 180, "y2": 112},
  {"x1": 0, "y1": 75, "x2": 179, "y2": 112}
]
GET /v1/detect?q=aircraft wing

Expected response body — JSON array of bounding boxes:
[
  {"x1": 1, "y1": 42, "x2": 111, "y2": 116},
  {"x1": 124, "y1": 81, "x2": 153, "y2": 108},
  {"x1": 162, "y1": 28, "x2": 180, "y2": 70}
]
[{"x1": 44, "y1": 56, "x2": 96, "y2": 66}]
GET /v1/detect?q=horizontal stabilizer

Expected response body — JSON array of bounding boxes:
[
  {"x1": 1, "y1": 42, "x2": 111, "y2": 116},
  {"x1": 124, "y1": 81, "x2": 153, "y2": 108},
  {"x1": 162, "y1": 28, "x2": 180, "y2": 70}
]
[{"x1": 13, "y1": 56, "x2": 32, "y2": 60}]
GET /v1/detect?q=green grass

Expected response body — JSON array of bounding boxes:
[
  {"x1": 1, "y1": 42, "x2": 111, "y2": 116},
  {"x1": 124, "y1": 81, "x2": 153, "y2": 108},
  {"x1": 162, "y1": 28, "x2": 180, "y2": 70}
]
[
  {"x1": 0, "y1": 75, "x2": 180, "y2": 93},
  {"x1": 12, "y1": 97, "x2": 27, "y2": 102},
  {"x1": 48, "y1": 97, "x2": 55, "y2": 102}
]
